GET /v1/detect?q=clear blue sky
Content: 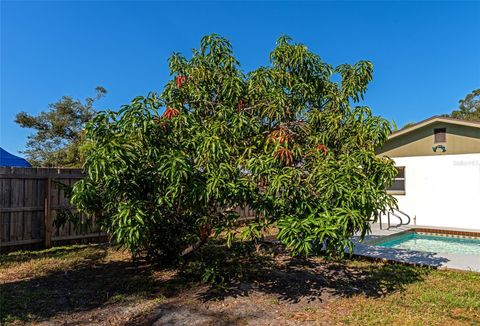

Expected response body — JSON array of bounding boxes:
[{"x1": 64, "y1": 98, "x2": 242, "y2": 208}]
[{"x1": 1, "y1": 1, "x2": 479, "y2": 156}]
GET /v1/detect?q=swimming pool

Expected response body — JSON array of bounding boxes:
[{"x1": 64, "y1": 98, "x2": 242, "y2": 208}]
[{"x1": 376, "y1": 232, "x2": 480, "y2": 255}]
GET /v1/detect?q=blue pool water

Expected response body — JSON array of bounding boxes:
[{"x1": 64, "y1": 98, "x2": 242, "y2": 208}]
[{"x1": 377, "y1": 233, "x2": 480, "y2": 255}]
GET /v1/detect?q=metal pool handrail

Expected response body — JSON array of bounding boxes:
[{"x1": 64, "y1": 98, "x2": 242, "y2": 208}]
[
  {"x1": 387, "y1": 208, "x2": 411, "y2": 229},
  {"x1": 378, "y1": 208, "x2": 412, "y2": 230}
]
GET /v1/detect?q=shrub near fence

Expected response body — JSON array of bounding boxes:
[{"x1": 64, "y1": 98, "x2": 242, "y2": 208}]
[{"x1": 0, "y1": 167, "x2": 105, "y2": 252}]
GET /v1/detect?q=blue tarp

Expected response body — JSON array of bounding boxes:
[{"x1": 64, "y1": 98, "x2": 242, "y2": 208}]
[{"x1": 0, "y1": 147, "x2": 31, "y2": 167}]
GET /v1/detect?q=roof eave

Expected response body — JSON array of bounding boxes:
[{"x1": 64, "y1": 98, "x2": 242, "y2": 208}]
[{"x1": 389, "y1": 116, "x2": 480, "y2": 140}]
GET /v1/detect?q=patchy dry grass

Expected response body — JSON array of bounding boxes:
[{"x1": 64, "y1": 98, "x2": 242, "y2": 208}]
[
  {"x1": 329, "y1": 264, "x2": 480, "y2": 326},
  {"x1": 1, "y1": 245, "x2": 110, "y2": 282},
  {"x1": 1, "y1": 244, "x2": 479, "y2": 325},
  {"x1": 0, "y1": 244, "x2": 175, "y2": 325}
]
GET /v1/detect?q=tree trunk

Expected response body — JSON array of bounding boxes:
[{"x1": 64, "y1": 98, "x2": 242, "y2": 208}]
[{"x1": 181, "y1": 237, "x2": 208, "y2": 257}]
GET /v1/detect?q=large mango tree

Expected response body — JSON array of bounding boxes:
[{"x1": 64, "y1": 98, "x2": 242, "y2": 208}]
[{"x1": 72, "y1": 34, "x2": 397, "y2": 262}]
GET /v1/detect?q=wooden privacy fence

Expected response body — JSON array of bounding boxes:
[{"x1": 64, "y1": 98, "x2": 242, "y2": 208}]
[
  {"x1": 0, "y1": 167, "x2": 258, "y2": 252},
  {"x1": 0, "y1": 167, "x2": 104, "y2": 251}
]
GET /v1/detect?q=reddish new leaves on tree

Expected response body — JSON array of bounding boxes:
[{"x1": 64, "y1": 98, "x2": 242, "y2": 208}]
[
  {"x1": 316, "y1": 144, "x2": 328, "y2": 155},
  {"x1": 274, "y1": 147, "x2": 294, "y2": 165},
  {"x1": 163, "y1": 107, "x2": 180, "y2": 119},
  {"x1": 175, "y1": 75, "x2": 188, "y2": 88},
  {"x1": 269, "y1": 128, "x2": 291, "y2": 144}
]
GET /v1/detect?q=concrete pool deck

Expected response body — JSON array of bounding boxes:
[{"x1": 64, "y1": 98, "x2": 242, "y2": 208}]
[{"x1": 353, "y1": 224, "x2": 480, "y2": 273}]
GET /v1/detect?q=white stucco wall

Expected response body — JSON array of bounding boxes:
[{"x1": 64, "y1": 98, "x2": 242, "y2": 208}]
[{"x1": 383, "y1": 153, "x2": 480, "y2": 230}]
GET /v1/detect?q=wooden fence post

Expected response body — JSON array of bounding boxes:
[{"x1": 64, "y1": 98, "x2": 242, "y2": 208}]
[{"x1": 44, "y1": 177, "x2": 52, "y2": 248}]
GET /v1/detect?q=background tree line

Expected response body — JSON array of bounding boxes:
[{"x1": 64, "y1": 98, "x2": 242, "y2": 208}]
[
  {"x1": 394, "y1": 88, "x2": 480, "y2": 130},
  {"x1": 15, "y1": 86, "x2": 106, "y2": 167}
]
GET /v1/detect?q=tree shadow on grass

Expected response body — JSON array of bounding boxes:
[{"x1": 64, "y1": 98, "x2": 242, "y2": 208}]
[
  {"x1": 195, "y1": 246, "x2": 435, "y2": 304},
  {"x1": 0, "y1": 246, "x2": 178, "y2": 324},
  {"x1": 0, "y1": 243, "x2": 438, "y2": 324}
]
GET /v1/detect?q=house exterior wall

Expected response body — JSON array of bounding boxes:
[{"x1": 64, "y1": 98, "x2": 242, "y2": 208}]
[
  {"x1": 383, "y1": 153, "x2": 480, "y2": 230},
  {"x1": 377, "y1": 122, "x2": 480, "y2": 157}
]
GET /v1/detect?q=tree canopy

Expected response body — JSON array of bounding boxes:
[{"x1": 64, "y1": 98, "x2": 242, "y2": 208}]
[
  {"x1": 15, "y1": 87, "x2": 106, "y2": 167},
  {"x1": 72, "y1": 35, "x2": 396, "y2": 262},
  {"x1": 447, "y1": 88, "x2": 480, "y2": 121}
]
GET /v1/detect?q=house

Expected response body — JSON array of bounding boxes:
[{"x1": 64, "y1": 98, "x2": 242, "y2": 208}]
[{"x1": 376, "y1": 116, "x2": 480, "y2": 230}]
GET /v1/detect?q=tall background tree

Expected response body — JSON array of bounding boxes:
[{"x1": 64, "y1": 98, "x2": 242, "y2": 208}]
[
  {"x1": 394, "y1": 88, "x2": 480, "y2": 131},
  {"x1": 72, "y1": 35, "x2": 396, "y2": 262},
  {"x1": 15, "y1": 87, "x2": 107, "y2": 167},
  {"x1": 447, "y1": 88, "x2": 480, "y2": 121}
]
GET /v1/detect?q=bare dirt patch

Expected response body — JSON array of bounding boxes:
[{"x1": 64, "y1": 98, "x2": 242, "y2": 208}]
[{"x1": 144, "y1": 254, "x2": 425, "y2": 326}]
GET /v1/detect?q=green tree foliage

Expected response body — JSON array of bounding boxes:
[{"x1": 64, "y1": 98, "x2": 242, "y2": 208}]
[
  {"x1": 448, "y1": 89, "x2": 480, "y2": 121},
  {"x1": 15, "y1": 87, "x2": 107, "y2": 167},
  {"x1": 389, "y1": 119, "x2": 415, "y2": 132},
  {"x1": 72, "y1": 35, "x2": 397, "y2": 262},
  {"x1": 401, "y1": 121, "x2": 416, "y2": 130}
]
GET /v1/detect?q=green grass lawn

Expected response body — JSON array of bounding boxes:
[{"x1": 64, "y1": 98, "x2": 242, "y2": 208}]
[
  {"x1": 1, "y1": 244, "x2": 479, "y2": 325},
  {"x1": 327, "y1": 261, "x2": 480, "y2": 325}
]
